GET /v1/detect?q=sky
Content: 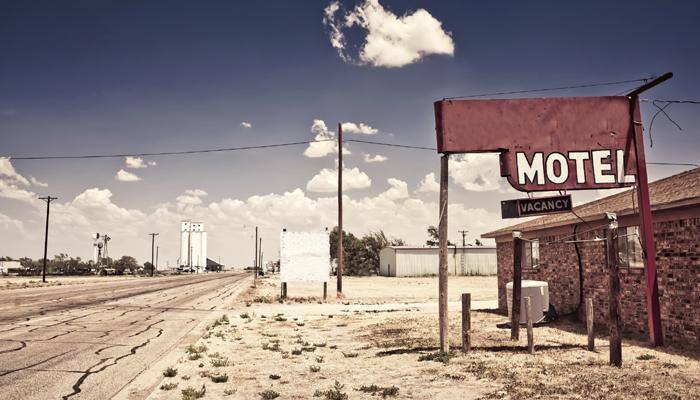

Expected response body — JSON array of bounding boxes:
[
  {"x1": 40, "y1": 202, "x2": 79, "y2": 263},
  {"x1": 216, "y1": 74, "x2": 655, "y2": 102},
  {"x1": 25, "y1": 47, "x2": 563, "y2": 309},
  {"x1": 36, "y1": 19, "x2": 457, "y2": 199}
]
[{"x1": 1, "y1": 0, "x2": 699, "y2": 267}]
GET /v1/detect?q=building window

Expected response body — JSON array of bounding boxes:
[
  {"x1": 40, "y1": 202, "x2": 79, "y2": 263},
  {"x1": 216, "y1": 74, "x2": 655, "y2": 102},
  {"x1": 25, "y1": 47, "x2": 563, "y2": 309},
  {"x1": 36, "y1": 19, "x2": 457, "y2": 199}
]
[
  {"x1": 617, "y1": 226, "x2": 644, "y2": 268},
  {"x1": 522, "y1": 239, "x2": 539, "y2": 268}
]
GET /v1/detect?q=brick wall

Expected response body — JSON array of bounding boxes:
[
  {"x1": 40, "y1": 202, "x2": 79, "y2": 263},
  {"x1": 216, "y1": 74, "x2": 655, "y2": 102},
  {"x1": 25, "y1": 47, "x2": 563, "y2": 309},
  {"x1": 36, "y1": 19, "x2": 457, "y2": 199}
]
[{"x1": 496, "y1": 216, "x2": 700, "y2": 344}]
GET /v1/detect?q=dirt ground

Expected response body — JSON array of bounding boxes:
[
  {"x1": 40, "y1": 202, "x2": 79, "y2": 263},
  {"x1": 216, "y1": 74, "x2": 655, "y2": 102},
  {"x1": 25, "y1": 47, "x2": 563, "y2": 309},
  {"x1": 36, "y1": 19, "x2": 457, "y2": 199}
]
[
  {"x1": 0, "y1": 274, "x2": 153, "y2": 290},
  {"x1": 147, "y1": 275, "x2": 700, "y2": 400}
]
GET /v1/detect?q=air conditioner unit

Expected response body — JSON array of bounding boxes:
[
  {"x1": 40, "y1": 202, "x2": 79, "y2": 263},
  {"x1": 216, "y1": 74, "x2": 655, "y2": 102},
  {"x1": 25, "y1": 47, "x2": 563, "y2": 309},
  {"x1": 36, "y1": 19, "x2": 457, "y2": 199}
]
[{"x1": 506, "y1": 280, "x2": 549, "y2": 324}]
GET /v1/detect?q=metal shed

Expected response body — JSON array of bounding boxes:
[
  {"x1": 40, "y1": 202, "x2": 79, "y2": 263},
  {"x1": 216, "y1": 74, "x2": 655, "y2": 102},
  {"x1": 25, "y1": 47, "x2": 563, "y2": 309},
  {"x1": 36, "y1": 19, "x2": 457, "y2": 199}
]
[{"x1": 379, "y1": 246, "x2": 497, "y2": 277}]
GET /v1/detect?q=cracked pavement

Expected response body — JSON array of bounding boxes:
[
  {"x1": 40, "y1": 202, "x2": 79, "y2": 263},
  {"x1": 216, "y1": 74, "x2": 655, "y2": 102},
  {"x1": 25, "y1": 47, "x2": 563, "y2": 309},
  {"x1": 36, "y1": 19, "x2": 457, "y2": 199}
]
[{"x1": 0, "y1": 272, "x2": 250, "y2": 399}]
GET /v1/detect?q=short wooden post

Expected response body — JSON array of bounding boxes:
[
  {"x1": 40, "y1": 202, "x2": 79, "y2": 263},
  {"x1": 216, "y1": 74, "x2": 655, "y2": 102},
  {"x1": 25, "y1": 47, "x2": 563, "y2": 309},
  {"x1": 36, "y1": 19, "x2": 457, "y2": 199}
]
[
  {"x1": 282, "y1": 282, "x2": 288, "y2": 299},
  {"x1": 586, "y1": 297, "x2": 595, "y2": 351},
  {"x1": 323, "y1": 282, "x2": 327, "y2": 300},
  {"x1": 525, "y1": 296, "x2": 534, "y2": 354},
  {"x1": 511, "y1": 232, "x2": 523, "y2": 341},
  {"x1": 606, "y1": 214, "x2": 622, "y2": 367},
  {"x1": 461, "y1": 293, "x2": 471, "y2": 352}
]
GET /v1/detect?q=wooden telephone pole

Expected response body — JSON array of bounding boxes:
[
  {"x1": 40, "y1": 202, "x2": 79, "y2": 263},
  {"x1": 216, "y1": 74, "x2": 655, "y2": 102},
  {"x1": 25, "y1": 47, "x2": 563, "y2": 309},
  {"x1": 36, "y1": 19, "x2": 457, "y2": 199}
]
[
  {"x1": 39, "y1": 196, "x2": 58, "y2": 283},
  {"x1": 337, "y1": 122, "x2": 344, "y2": 297},
  {"x1": 149, "y1": 233, "x2": 159, "y2": 277}
]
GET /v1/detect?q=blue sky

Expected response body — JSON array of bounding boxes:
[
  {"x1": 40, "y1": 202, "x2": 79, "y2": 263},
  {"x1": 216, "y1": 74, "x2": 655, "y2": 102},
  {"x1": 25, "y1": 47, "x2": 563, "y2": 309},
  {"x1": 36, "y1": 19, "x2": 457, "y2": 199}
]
[{"x1": 1, "y1": 0, "x2": 699, "y2": 266}]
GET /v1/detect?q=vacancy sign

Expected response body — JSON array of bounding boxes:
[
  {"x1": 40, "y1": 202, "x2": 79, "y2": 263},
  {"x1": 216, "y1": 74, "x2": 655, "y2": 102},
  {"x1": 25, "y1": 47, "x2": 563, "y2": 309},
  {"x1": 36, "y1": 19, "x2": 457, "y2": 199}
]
[
  {"x1": 434, "y1": 96, "x2": 639, "y2": 192},
  {"x1": 501, "y1": 195, "x2": 573, "y2": 219}
]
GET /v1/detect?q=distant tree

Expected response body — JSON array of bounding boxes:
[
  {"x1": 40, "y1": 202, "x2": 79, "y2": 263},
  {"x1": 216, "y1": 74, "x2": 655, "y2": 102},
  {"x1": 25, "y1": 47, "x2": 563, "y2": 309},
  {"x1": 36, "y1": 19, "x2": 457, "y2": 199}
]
[
  {"x1": 329, "y1": 228, "x2": 406, "y2": 276},
  {"x1": 114, "y1": 256, "x2": 138, "y2": 275},
  {"x1": 426, "y1": 226, "x2": 454, "y2": 246},
  {"x1": 474, "y1": 239, "x2": 483, "y2": 246},
  {"x1": 143, "y1": 261, "x2": 154, "y2": 275}
]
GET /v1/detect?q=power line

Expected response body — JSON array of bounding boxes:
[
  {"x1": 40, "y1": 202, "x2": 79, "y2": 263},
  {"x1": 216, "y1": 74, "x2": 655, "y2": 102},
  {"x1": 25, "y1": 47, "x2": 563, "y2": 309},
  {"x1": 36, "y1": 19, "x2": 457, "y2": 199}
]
[
  {"x1": 641, "y1": 99, "x2": 700, "y2": 104},
  {"x1": 5, "y1": 138, "x2": 696, "y2": 168},
  {"x1": 345, "y1": 139, "x2": 436, "y2": 151},
  {"x1": 7, "y1": 139, "x2": 336, "y2": 160},
  {"x1": 444, "y1": 76, "x2": 654, "y2": 100}
]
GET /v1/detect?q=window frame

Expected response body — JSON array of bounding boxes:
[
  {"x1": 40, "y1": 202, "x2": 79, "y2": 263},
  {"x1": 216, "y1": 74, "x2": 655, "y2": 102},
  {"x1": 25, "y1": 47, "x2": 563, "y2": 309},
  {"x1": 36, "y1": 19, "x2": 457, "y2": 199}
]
[
  {"x1": 522, "y1": 239, "x2": 540, "y2": 269},
  {"x1": 616, "y1": 225, "x2": 644, "y2": 269}
]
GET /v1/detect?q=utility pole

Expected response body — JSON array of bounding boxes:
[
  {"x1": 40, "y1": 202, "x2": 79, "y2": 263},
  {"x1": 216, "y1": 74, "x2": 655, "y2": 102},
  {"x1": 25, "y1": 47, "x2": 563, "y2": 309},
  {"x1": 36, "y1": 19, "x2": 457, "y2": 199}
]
[
  {"x1": 259, "y1": 237, "x2": 263, "y2": 275},
  {"x1": 254, "y1": 226, "x2": 258, "y2": 285},
  {"x1": 458, "y1": 230, "x2": 468, "y2": 247},
  {"x1": 156, "y1": 246, "x2": 159, "y2": 272},
  {"x1": 337, "y1": 122, "x2": 344, "y2": 297},
  {"x1": 149, "y1": 233, "x2": 159, "y2": 277},
  {"x1": 39, "y1": 196, "x2": 58, "y2": 283}
]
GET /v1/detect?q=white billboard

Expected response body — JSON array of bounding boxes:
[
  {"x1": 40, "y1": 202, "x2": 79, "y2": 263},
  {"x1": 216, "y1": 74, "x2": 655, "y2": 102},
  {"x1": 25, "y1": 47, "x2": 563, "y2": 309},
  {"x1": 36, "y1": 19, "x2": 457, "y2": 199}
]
[{"x1": 280, "y1": 231, "x2": 330, "y2": 283}]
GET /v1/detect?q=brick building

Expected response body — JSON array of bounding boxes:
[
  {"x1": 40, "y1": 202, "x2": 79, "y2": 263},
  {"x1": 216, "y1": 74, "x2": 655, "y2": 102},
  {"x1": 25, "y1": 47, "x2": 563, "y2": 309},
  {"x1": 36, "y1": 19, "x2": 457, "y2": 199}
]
[{"x1": 482, "y1": 167, "x2": 700, "y2": 344}]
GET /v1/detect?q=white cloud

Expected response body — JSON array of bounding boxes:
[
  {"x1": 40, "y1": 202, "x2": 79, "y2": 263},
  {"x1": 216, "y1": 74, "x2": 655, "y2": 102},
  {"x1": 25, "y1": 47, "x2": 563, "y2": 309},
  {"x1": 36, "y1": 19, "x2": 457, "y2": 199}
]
[
  {"x1": 0, "y1": 158, "x2": 38, "y2": 203},
  {"x1": 115, "y1": 169, "x2": 141, "y2": 182},
  {"x1": 177, "y1": 189, "x2": 208, "y2": 207},
  {"x1": 323, "y1": 0, "x2": 455, "y2": 68},
  {"x1": 303, "y1": 119, "x2": 350, "y2": 158},
  {"x1": 449, "y1": 154, "x2": 504, "y2": 192},
  {"x1": 0, "y1": 157, "x2": 30, "y2": 186},
  {"x1": 125, "y1": 156, "x2": 146, "y2": 169},
  {"x1": 29, "y1": 176, "x2": 48, "y2": 187},
  {"x1": 306, "y1": 167, "x2": 372, "y2": 193},
  {"x1": 363, "y1": 153, "x2": 387, "y2": 163},
  {"x1": 378, "y1": 178, "x2": 408, "y2": 201},
  {"x1": 341, "y1": 122, "x2": 378, "y2": 135},
  {"x1": 125, "y1": 156, "x2": 156, "y2": 169},
  {"x1": 0, "y1": 212, "x2": 24, "y2": 231},
  {"x1": 417, "y1": 172, "x2": 439, "y2": 193},
  {"x1": 241, "y1": 122, "x2": 252, "y2": 129},
  {"x1": 184, "y1": 189, "x2": 208, "y2": 197}
]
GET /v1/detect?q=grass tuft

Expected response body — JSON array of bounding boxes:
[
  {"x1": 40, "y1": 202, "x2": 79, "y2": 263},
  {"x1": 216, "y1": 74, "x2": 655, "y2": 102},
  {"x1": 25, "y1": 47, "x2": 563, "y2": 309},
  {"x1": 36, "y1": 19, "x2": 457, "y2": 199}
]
[{"x1": 418, "y1": 351, "x2": 455, "y2": 364}]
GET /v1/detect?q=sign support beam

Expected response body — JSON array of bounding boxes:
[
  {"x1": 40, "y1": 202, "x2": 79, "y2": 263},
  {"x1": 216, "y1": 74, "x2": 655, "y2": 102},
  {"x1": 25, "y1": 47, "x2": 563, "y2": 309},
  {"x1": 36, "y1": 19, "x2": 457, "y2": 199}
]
[
  {"x1": 438, "y1": 154, "x2": 449, "y2": 353},
  {"x1": 626, "y1": 73, "x2": 671, "y2": 347}
]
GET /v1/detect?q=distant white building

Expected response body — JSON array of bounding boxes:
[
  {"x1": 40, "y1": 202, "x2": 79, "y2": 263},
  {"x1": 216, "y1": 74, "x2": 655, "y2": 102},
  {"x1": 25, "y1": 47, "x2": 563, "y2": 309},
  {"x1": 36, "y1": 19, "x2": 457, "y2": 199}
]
[
  {"x1": 180, "y1": 221, "x2": 207, "y2": 271},
  {"x1": 0, "y1": 260, "x2": 24, "y2": 275},
  {"x1": 379, "y1": 246, "x2": 497, "y2": 277}
]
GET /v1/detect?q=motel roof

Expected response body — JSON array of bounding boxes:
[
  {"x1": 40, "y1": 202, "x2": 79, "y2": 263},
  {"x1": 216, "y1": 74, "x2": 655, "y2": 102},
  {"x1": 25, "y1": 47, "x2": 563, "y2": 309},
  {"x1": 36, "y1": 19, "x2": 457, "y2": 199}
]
[{"x1": 482, "y1": 167, "x2": 700, "y2": 238}]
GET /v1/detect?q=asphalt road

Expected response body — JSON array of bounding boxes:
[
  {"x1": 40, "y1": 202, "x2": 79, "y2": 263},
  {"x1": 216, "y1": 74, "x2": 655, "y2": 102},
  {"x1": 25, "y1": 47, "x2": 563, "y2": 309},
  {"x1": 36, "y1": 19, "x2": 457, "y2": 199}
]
[{"x1": 0, "y1": 272, "x2": 250, "y2": 400}]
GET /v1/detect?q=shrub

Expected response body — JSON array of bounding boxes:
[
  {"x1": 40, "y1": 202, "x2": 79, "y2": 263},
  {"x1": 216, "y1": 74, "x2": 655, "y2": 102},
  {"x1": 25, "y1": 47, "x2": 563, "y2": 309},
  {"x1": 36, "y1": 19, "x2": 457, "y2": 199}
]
[
  {"x1": 210, "y1": 373, "x2": 229, "y2": 383},
  {"x1": 313, "y1": 381, "x2": 348, "y2": 400},
  {"x1": 359, "y1": 385, "x2": 400, "y2": 398},
  {"x1": 310, "y1": 365, "x2": 321, "y2": 373},
  {"x1": 636, "y1": 354, "x2": 655, "y2": 361},
  {"x1": 211, "y1": 357, "x2": 230, "y2": 367},
  {"x1": 181, "y1": 385, "x2": 206, "y2": 400},
  {"x1": 259, "y1": 389, "x2": 280, "y2": 399},
  {"x1": 160, "y1": 382, "x2": 178, "y2": 391},
  {"x1": 163, "y1": 367, "x2": 178, "y2": 377}
]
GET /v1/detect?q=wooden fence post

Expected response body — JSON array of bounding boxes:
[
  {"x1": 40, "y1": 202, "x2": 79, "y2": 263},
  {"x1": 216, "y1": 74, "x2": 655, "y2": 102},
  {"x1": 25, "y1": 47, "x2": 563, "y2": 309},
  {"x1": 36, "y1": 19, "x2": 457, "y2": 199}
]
[
  {"x1": 462, "y1": 293, "x2": 471, "y2": 352},
  {"x1": 606, "y1": 213, "x2": 622, "y2": 367},
  {"x1": 525, "y1": 296, "x2": 534, "y2": 354},
  {"x1": 511, "y1": 232, "x2": 523, "y2": 340},
  {"x1": 586, "y1": 297, "x2": 595, "y2": 351}
]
